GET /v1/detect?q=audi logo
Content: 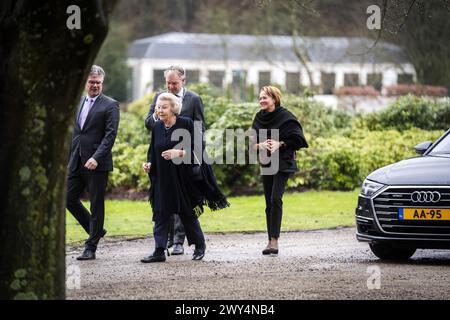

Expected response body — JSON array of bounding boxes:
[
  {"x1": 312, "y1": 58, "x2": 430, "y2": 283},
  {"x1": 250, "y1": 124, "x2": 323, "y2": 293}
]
[{"x1": 411, "y1": 191, "x2": 441, "y2": 203}]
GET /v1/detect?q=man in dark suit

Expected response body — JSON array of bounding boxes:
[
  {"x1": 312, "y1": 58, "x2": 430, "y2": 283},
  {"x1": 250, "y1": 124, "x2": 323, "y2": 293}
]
[
  {"x1": 67, "y1": 65, "x2": 120, "y2": 260},
  {"x1": 145, "y1": 65, "x2": 206, "y2": 255}
]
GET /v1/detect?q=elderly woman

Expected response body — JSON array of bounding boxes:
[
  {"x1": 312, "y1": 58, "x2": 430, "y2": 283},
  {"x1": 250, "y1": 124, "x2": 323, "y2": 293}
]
[
  {"x1": 141, "y1": 93, "x2": 228, "y2": 263},
  {"x1": 251, "y1": 86, "x2": 308, "y2": 255}
]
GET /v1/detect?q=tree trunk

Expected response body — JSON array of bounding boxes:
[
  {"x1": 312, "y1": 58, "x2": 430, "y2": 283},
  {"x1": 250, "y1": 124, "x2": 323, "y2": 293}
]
[{"x1": 0, "y1": 0, "x2": 118, "y2": 299}]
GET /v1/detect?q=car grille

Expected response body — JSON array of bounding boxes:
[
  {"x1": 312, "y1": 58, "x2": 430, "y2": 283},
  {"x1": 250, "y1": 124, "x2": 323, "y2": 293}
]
[{"x1": 373, "y1": 187, "x2": 450, "y2": 236}]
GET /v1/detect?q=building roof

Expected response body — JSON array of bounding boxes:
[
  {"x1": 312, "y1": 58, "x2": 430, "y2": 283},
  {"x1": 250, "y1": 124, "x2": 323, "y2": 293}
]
[{"x1": 129, "y1": 32, "x2": 410, "y2": 64}]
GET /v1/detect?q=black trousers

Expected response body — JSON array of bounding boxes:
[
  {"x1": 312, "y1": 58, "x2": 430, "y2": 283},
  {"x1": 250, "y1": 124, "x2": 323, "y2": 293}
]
[
  {"x1": 66, "y1": 160, "x2": 109, "y2": 251},
  {"x1": 262, "y1": 172, "x2": 291, "y2": 240},
  {"x1": 168, "y1": 214, "x2": 186, "y2": 245},
  {"x1": 153, "y1": 210, "x2": 204, "y2": 251}
]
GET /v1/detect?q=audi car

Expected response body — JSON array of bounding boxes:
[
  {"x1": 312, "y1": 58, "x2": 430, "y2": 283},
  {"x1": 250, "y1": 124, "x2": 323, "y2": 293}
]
[{"x1": 356, "y1": 129, "x2": 450, "y2": 260}]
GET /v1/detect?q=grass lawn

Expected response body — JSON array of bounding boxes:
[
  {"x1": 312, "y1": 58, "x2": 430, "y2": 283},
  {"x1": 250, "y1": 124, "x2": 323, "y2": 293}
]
[{"x1": 66, "y1": 190, "x2": 360, "y2": 243}]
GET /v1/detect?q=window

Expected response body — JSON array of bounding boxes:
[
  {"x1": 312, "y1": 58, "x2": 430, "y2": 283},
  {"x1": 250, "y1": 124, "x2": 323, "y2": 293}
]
[
  {"x1": 232, "y1": 70, "x2": 247, "y2": 101},
  {"x1": 153, "y1": 69, "x2": 165, "y2": 92},
  {"x1": 286, "y1": 72, "x2": 300, "y2": 94},
  {"x1": 344, "y1": 73, "x2": 359, "y2": 87},
  {"x1": 209, "y1": 71, "x2": 225, "y2": 90},
  {"x1": 258, "y1": 71, "x2": 271, "y2": 90},
  {"x1": 321, "y1": 72, "x2": 335, "y2": 95},
  {"x1": 367, "y1": 73, "x2": 382, "y2": 91},
  {"x1": 398, "y1": 73, "x2": 413, "y2": 84},
  {"x1": 186, "y1": 69, "x2": 200, "y2": 84}
]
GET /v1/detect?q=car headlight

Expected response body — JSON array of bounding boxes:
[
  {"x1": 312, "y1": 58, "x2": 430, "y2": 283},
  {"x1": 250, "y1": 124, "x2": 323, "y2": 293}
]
[{"x1": 361, "y1": 179, "x2": 384, "y2": 197}]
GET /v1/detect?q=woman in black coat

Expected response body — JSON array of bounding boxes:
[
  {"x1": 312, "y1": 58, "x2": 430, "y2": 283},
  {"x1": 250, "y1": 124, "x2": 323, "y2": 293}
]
[
  {"x1": 251, "y1": 86, "x2": 308, "y2": 255},
  {"x1": 141, "y1": 93, "x2": 228, "y2": 263}
]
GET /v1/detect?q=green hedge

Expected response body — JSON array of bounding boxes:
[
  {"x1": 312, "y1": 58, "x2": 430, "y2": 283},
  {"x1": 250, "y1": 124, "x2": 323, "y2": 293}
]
[
  {"x1": 296, "y1": 129, "x2": 443, "y2": 190},
  {"x1": 361, "y1": 95, "x2": 450, "y2": 131}
]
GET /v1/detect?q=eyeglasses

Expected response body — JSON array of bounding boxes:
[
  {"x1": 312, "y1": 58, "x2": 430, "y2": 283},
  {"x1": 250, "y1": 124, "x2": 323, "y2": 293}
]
[{"x1": 88, "y1": 80, "x2": 103, "y2": 85}]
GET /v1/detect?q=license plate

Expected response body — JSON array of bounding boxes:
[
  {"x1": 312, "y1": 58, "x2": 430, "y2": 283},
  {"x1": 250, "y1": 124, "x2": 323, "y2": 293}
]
[{"x1": 398, "y1": 208, "x2": 450, "y2": 221}]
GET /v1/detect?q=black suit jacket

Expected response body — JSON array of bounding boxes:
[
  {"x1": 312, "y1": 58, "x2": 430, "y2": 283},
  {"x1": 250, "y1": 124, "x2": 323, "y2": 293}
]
[
  {"x1": 144, "y1": 89, "x2": 206, "y2": 133},
  {"x1": 68, "y1": 94, "x2": 120, "y2": 173}
]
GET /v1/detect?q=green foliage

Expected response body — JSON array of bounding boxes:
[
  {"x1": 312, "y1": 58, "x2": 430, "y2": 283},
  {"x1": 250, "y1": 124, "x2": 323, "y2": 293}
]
[
  {"x1": 109, "y1": 112, "x2": 149, "y2": 191},
  {"x1": 209, "y1": 103, "x2": 260, "y2": 194},
  {"x1": 363, "y1": 95, "x2": 450, "y2": 131},
  {"x1": 297, "y1": 129, "x2": 444, "y2": 190},
  {"x1": 116, "y1": 112, "x2": 149, "y2": 147},
  {"x1": 127, "y1": 93, "x2": 154, "y2": 119},
  {"x1": 95, "y1": 22, "x2": 132, "y2": 102}
]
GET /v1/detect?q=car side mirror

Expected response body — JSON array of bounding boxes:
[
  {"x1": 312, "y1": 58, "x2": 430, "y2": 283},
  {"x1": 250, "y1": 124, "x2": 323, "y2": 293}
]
[{"x1": 414, "y1": 141, "x2": 432, "y2": 155}]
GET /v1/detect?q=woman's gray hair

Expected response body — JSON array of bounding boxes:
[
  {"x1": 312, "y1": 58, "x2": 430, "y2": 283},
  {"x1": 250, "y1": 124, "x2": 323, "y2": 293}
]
[
  {"x1": 156, "y1": 92, "x2": 182, "y2": 116},
  {"x1": 90, "y1": 65, "x2": 105, "y2": 79}
]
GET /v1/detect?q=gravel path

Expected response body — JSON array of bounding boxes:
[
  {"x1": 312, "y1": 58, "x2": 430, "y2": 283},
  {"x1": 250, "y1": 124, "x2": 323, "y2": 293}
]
[{"x1": 66, "y1": 227, "x2": 450, "y2": 300}]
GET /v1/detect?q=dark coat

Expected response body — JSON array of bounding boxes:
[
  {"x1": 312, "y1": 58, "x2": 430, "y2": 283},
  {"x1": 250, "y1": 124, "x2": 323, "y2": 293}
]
[
  {"x1": 147, "y1": 116, "x2": 229, "y2": 218},
  {"x1": 147, "y1": 117, "x2": 200, "y2": 216},
  {"x1": 252, "y1": 106, "x2": 308, "y2": 173},
  {"x1": 68, "y1": 94, "x2": 120, "y2": 173}
]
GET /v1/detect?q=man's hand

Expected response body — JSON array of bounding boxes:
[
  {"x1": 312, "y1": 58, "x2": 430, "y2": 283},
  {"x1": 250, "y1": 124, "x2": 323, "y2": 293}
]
[
  {"x1": 84, "y1": 158, "x2": 98, "y2": 170},
  {"x1": 161, "y1": 149, "x2": 185, "y2": 160},
  {"x1": 142, "y1": 162, "x2": 152, "y2": 173}
]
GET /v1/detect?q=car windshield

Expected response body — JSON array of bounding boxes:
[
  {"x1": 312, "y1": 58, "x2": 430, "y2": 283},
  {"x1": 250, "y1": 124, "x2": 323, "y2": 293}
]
[{"x1": 429, "y1": 132, "x2": 450, "y2": 155}]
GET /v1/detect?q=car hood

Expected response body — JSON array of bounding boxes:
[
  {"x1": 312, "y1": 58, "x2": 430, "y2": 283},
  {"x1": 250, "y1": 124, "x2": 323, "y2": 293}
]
[{"x1": 367, "y1": 155, "x2": 450, "y2": 185}]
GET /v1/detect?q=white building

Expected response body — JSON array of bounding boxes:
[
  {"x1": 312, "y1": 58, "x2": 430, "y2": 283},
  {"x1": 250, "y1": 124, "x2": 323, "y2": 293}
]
[{"x1": 128, "y1": 32, "x2": 415, "y2": 105}]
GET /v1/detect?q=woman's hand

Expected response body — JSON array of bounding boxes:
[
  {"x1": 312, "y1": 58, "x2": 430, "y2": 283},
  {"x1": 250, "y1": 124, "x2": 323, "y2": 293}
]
[
  {"x1": 161, "y1": 149, "x2": 185, "y2": 160},
  {"x1": 267, "y1": 139, "x2": 283, "y2": 153},
  {"x1": 142, "y1": 162, "x2": 152, "y2": 173},
  {"x1": 257, "y1": 140, "x2": 270, "y2": 151}
]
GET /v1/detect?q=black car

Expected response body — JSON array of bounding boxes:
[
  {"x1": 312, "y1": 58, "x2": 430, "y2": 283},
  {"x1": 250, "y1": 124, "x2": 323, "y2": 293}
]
[{"x1": 356, "y1": 129, "x2": 450, "y2": 260}]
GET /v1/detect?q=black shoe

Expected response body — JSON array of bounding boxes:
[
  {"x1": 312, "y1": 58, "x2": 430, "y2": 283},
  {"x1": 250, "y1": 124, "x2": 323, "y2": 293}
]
[
  {"x1": 76, "y1": 249, "x2": 96, "y2": 260},
  {"x1": 141, "y1": 252, "x2": 166, "y2": 263},
  {"x1": 262, "y1": 247, "x2": 271, "y2": 255},
  {"x1": 192, "y1": 244, "x2": 205, "y2": 261},
  {"x1": 171, "y1": 243, "x2": 184, "y2": 255},
  {"x1": 270, "y1": 248, "x2": 279, "y2": 255}
]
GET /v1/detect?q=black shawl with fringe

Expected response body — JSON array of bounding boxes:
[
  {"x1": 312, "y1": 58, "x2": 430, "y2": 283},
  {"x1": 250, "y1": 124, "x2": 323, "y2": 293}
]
[{"x1": 252, "y1": 106, "x2": 308, "y2": 172}]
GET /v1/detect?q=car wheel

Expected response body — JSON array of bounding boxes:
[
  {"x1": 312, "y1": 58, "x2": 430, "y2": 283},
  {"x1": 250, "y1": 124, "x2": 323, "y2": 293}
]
[{"x1": 369, "y1": 243, "x2": 416, "y2": 260}]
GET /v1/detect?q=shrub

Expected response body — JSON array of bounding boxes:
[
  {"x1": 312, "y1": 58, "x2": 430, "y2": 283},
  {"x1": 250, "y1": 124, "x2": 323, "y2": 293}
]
[
  {"x1": 385, "y1": 84, "x2": 448, "y2": 97},
  {"x1": 116, "y1": 112, "x2": 149, "y2": 147},
  {"x1": 110, "y1": 143, "x2": 149, "y2": 191},
  {"x1": 109, "y1": 112, "x2": 150, "y2": 192},
  {"x1": 295, "y1": 129, "x2": 444, "y2": 190},
  {"x1": 127, "y1": 93, "x2": 154, "y2": 119},
  {"x1": 363, "y1": 95, "x2": 450, "y2": 131},
  {"x1": 333, "y1": 86, "x2": 380, "y2": 97}
]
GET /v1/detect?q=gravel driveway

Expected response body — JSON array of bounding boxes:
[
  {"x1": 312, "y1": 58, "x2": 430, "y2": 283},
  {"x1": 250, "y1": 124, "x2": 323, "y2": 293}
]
[{"x1": 66, "y1": 227, "x2": 450, "y2": 300}]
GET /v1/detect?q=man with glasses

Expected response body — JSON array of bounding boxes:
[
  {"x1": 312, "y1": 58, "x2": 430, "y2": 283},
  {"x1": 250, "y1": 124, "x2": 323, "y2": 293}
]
[
  {"x1": 145, "y1": 65, "x2": 206, "y2": 256},
  {"x1": 67, "y1": 65, "x2": 120, "y2": 260}
]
